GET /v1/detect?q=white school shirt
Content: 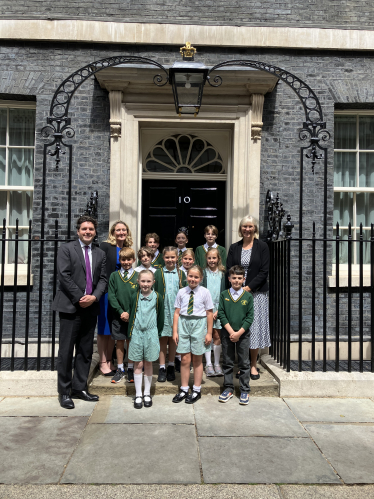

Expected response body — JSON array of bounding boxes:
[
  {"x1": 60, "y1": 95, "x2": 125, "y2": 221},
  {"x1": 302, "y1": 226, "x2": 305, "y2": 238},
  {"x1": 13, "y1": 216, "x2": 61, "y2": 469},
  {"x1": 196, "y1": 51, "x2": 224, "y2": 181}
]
[
  {"x1": 203, "y1": 242, "x2": 217, "y2": 251},
  {"x1": 120, "y1": 267, "x2": 134, "y2": 279},
  {"x1": 174, "y1": 285, "x2": 214, "y2": 317},
  {"x1": 152, "y1": 249, "x2": 160, "y2": 262},
  {"x1": 179, "y1": 265, "x2": 187, "y2": 276},
  {"x1": 229, "y1": 287, "x2": 244, "y2": 300},
  {"x1": 79, "y1": 239, "x2": 93, "y2": 295},
  {"x1": 135, "y1": 264, "x2": 156, "y2": 274}
]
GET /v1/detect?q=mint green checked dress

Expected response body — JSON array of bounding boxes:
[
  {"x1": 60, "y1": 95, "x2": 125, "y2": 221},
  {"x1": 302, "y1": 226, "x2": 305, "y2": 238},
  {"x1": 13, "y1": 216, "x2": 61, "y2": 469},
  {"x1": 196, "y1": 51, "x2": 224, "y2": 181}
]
[
  {"x1": 161, "y1": 267, "x2": 180, "y2": 338},
  {"x1": 206, "y1": 269, "x2": 222, "y2": 329},
  {"x1": 128, "y1": 291, "x2": 160, "y2": 362}
]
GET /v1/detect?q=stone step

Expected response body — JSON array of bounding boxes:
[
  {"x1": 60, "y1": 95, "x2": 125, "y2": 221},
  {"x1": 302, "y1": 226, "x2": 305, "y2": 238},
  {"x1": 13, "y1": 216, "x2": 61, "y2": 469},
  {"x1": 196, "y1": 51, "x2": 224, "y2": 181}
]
[{"x1": 90, "y1": 364, "x2": 279, "y2": 397}]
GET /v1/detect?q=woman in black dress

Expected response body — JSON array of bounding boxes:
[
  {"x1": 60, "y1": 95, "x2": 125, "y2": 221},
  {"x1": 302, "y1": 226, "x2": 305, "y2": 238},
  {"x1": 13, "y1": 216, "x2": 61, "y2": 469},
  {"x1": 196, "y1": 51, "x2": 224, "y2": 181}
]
[
  {"x1": 97, "y1": 220, "x2": 133, "y2": 375},
  {"x1": 226, "y1": 215, "x2": 270, "y2": 380}
]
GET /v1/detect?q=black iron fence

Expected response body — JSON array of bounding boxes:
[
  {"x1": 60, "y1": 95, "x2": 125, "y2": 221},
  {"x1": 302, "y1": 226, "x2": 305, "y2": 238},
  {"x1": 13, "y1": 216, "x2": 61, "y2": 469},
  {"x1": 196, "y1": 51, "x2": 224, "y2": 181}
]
[{"x1": 269, "y1": 222, "x2": 374, "y2": 373}]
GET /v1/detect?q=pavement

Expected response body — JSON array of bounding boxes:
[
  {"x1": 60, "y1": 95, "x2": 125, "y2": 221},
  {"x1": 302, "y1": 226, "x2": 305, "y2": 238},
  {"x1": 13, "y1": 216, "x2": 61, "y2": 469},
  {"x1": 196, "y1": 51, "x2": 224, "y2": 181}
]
[{"x1": 0, "y1": 392, "x2": 374, "y2": 498}]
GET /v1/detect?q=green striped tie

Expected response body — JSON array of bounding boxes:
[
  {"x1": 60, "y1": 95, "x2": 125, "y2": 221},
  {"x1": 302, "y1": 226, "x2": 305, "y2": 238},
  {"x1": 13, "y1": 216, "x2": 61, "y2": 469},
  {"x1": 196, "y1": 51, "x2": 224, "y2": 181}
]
[
  {"x1": 187, "y1": 291, "x2": 194, "y2": 315},
  {"x1": 178, "y1": 250, "x2": 183, "y2": 267},
  {"x1": 123, "y1": 271, "x2": 128, "y2": 279}
]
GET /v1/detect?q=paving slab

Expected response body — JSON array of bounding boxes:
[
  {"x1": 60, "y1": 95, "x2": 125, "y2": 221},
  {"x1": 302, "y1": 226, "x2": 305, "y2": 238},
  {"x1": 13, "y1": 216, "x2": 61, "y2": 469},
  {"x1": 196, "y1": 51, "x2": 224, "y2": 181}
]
[
  {"x1": 280, "y1": 485, "x2": 374, "y2": 498},
  {"x1": 284, "y1": 398, "x2": 374, "y2": 423},
  {"x1": 0, "y1": 397, "x2": 3, "y2": 403},
  {"x1": 89, "y1": 395, "x2": 194, "y2": 424},
  {"x1": 0, "y1": 484, "x2": 282, "y2": 499},
  {"x1": 194, "y1": 395, "x2": 307, "y2": 437},
  {"x1": 62, "y1": 424, "x2": 200, "y2": 483},
  {"x1": 305, "y1": 424, "x2": 374, "y2": 483},
  {"x1": 0, "y1": 417, "x2": 88, "y2": 484},
  {"x1": 0, "y1": 397, "x2": 97, "y2": 417},
  {"x1": 199, "y1": 436, "x2": 340, "y2": 484}
]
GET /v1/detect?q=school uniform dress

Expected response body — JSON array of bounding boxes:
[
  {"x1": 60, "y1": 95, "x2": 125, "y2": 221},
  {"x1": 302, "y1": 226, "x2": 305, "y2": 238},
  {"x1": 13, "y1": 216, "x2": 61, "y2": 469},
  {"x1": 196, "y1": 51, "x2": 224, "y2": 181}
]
[
  {"x1": 195, "y1": 243, "x2": 227, "y2": 268},
  {"x1": 177, "y1": 247, "x2": 187, "y2": 267},
  {"x1": 218, "y1": 287, "x2": 254, "y2": 393},
  {"x1": 98, "y1": 243, "x2": 121, "y2": 336},
  {"x1": 174, "y1": 285, "x2": 214, "y2": 356},
  {"x1": 154, "y1": 267, "x2": 187, "y2": 337},
  {"x1": 107, "y1": 267, "x2": 138, "y2": 340},
  {"x1": 201, "y1": 268, "x2": 225, "y2": 329},
  {"x1": 226, "y1": 238, "x2": 271, "y2": 350},
  {"x1": 128, "y1": 290, "x2": 164, "y2": 362}
]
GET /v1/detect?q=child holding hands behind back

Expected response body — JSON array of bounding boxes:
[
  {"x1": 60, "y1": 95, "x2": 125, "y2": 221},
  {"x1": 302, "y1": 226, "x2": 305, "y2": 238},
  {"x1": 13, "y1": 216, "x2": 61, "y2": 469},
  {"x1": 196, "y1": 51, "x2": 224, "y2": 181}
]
[
  {"x1": 172, "y1": 265, "x2": 213, "y2": 404},
  {"x1": 217, "y1": 265, "x2": 253, "y2": 405}
]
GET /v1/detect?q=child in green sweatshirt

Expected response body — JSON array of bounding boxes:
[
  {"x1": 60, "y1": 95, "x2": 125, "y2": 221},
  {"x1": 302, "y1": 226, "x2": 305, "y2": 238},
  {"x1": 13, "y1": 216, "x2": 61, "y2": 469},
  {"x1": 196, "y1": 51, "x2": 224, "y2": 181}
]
[{"x1": 217, "y1": 265, "x2": 253, "y2": 405}]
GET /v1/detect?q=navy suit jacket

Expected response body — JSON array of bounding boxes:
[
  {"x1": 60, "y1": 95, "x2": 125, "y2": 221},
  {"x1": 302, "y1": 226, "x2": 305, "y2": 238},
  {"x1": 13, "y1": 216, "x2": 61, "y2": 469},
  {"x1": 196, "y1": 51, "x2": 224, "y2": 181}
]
[{"x1": 52, "y1": 239, "x2": 107, "y2": 315}]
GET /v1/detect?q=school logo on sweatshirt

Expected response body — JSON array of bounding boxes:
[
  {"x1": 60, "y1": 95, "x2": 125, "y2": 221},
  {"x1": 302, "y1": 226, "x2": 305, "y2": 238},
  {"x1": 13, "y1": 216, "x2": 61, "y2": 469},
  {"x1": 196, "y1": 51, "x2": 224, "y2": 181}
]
[{"x1": 241, "y1": 299, "x2": 248, "y2": 306}]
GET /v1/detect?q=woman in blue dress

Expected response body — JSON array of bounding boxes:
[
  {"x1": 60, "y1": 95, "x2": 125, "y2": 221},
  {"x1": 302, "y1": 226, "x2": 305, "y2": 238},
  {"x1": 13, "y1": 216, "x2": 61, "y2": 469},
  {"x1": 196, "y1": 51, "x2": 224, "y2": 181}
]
[{"x1": 98, "y1": 220, "x2": 133, "y2": 375}]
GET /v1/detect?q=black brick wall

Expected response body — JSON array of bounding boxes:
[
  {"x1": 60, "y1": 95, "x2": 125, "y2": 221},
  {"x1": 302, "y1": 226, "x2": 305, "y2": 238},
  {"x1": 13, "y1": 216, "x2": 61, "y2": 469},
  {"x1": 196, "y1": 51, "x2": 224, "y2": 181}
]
[
  {"x1": 0, "y1": 41, "x2": 373, "y2": 345},
  {"x1": 1, "y1": 1, "x2": 374, "y2": 30}
]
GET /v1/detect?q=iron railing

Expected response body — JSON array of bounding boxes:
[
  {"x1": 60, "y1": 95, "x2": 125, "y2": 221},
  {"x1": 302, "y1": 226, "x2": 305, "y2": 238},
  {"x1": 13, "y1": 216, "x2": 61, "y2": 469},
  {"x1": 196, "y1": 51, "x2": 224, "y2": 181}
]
[{"x1": 269, "y1": 222, "x2": 374, "y2": 373}]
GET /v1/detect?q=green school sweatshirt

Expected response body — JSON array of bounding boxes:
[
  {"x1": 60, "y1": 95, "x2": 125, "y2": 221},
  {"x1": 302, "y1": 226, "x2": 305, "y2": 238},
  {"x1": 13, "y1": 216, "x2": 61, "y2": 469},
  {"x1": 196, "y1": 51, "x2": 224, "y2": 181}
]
[
  {"x1": 194, "y1": 245, "x2": 227, "y2": 269},
  {"x1": 108, "y1": 270, "x2": 139, "y2": 318},
  {"x1": 217, "y1": 289, "x2": 254, "y2": 332}
]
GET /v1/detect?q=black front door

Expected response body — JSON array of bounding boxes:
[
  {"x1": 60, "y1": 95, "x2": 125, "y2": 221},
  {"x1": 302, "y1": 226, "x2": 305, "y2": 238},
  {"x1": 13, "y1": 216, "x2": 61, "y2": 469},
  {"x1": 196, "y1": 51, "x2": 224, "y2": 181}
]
[{"x1": 141, "y1": 180, "x2": 226, "y2": 250}]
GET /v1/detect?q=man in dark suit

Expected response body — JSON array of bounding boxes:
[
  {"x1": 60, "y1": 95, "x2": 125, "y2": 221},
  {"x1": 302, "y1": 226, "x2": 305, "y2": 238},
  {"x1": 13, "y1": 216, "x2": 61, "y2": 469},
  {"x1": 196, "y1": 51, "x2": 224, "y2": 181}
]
[{"x1": 53, "y1": 215, "x2": 107, "y2": 409}]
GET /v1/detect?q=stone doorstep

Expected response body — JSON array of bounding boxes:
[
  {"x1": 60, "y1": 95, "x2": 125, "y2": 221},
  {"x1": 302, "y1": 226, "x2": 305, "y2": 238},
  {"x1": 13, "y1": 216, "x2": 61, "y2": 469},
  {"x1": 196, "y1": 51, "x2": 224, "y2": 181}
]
[
  {"x1": 89, "y1": 364, "x2": 279, "y2": 397},
  {"x1": 261, "y1": 354, "x2": 374, "y2": 397}
]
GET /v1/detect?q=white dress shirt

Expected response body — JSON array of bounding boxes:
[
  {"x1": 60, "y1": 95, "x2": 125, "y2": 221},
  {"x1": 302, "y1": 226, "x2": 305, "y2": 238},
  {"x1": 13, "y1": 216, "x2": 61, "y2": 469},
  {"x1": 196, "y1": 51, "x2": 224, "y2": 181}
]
[
  {"x1": 79, "y1": 239, "x2": 93, "y2": 295},
  {"x1": 204, "y1": 242, "x2": 217, "y2": 251},
  {"x1": 229, "y1": 287, "x2": 244, "y2": 300},
  {"x1": 120, "y1": 267, "x2": 134, "y2": 279},
  {"x1": 174, "y1": 285, "x2": 214, "y2": 317},
  {"x1": 135, "y1": 264, "x2": 156, "y2": 274}
]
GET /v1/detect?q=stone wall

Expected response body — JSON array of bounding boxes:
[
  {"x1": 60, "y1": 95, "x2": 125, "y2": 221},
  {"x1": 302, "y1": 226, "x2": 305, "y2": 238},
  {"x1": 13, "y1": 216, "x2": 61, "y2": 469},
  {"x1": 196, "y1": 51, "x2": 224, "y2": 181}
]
[
  {"x1": 1, "y1": 1, "x2": 373, "y2": 30},
  {"x1": 0, "y1": 41, "x2": 373, "y2": 343}
]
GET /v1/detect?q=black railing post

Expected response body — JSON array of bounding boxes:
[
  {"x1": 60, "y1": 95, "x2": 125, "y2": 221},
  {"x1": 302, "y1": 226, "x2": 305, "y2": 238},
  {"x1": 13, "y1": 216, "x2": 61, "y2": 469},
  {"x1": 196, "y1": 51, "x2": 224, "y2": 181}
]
[
  {"x1": 347, "y1": 223, "x2": 352, "y2": 373},
  {"x1": 11, "y1": 219, "x2": 19, "y2": 371},
  {"x1": 359, "y1": 223, "x2": 364, "y2": 373},
  {"x1": 335, "y1": 222, "x2": 340, "y2": 372},
  {"x1": 0, "y1": 219, "x2": 6, "y2": 370},
  {"x1": 24, "y1": 219, "x2": 32, "y2": 371},
  {"x1": 51, "y1": 219, "x2": 59, "y2": 370},
  {"x1": 269, "y1": 242, "x2": 274, "y2": 357},
  {"x1": 371, "y1": 223, "x2": 374, "y2": 374},
  {"x1": 312, "y1": 222, "x2": 316, "y2": 372}
]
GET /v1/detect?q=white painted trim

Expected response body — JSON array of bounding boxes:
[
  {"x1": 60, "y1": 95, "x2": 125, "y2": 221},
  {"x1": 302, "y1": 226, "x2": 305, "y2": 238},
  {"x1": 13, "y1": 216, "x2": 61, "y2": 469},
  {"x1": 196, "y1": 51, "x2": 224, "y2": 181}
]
[{"x1": 1, "y1": 20, "x2": 374, "y2": 51}]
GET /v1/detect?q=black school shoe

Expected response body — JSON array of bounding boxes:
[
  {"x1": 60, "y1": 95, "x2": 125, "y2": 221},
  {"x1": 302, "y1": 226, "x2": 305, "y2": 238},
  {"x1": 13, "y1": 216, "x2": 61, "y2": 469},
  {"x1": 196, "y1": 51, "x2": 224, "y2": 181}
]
[
  {"x1": 172, "y1": 390, "x2": 189, "y2": 403},
  {"x1": 174, "y1": 357, "x2": 181, "y2": 373},
  {"x1": 166, "y1": 365, "x2": 175, "y2": 381},
  {"x1": 185, "y1": 390, "x2": 201, "y2": 404},
  {"x1": 143, "y1": 395, "x2": 152, "y2": 408},
  {"x1": 157, "y1": 367, "x2": 167, "y2": 382},
  {"x1": 134, "y1": 396, "x2": 143, "y2": 409}
]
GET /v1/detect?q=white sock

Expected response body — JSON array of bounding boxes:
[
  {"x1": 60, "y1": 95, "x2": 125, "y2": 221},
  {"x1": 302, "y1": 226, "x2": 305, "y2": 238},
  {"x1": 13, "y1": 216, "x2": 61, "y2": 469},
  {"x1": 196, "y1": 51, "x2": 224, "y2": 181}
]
[
  {"x1": 175, "y1": 355, "x2": 181, "y2": 361},
  {"x1": 180, "y1": 385, "x2": 189, "y2": 393},
  {"x1": 160, "y1": 364, "x2": 165, "y2": 370},
  {"x1": 168, "y1": 361, "x2": 174, "y2": 367},
  {"x1": 134, "y1": 373, "x2": 143, "y2": 398},
  {"x1": 144, "y1": 375, "x2": 152, "y2": 396},
  {"x1": 213, "y1": 344, "x2": 222, "y2": 366},
  {"x1": 205, "y1": 350, "x2": 212, "y2": 366},
  {"x1": 193, "y1": 385, "x2": 201, "y2": 393},
  {"x1": 128, "y1": 363, "x2": 134, "y2": 369},
  {"x1": 118, "y1": 363, "x2": 124, "y2": 371}
]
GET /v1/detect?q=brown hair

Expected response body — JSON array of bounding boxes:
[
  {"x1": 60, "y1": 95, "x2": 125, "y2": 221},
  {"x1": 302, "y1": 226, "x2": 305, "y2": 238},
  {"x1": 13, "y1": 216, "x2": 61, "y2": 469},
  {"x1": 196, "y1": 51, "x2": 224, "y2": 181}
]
[
  {"x1": 119, "y1": 247, "x2": 136, "y2": 260},
  {"x1": 105, "y1": 220, "x2": 133, "y2": 247},
  {"x1": 229, "y1": 265, "x2": 245, "y2": 277},
  {"x1": 76, "y1": 215, "x2": 97, "y2": 230},
  {"x1": 187, "y1": 264, "x2": 204, "y2": 279},
  {"x1": 137, "y1": 246, "x2": 154, "y2": 259},
  {"x1": 204, "y1": 225, "x2": 218, "y2": 237},
  {"x1": 205, "y1": 247, "x2": 225, "y2": 273},
  {"x1": 162, "y1": 246, "x2": 178, "y2": 257},
  {"x1": 145, "y1": 232, "x2": 160, "y2": 244},
  {"x1": 181, "y1": 248, "x2": 195, "y2": 261}
]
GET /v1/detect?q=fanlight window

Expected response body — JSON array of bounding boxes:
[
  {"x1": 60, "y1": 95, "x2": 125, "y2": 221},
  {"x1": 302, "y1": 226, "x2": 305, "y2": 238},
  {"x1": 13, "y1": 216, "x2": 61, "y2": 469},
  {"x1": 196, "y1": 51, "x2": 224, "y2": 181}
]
[{"x1": 144, "y1": 134, "x2": 224, "y2": 174}]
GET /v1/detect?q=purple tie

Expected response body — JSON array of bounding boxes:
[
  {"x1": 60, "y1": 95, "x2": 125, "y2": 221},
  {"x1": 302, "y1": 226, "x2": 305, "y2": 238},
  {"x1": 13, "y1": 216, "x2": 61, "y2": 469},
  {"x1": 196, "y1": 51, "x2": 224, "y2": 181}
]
[{"x1": 84, "y1": 246, "x2": 93, "y2": 295}]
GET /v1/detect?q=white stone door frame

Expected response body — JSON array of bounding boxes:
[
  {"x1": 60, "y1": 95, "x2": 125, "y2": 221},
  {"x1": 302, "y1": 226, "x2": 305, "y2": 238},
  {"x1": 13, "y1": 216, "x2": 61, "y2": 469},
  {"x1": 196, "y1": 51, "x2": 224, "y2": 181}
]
[{"x1": 109, "y1": 99, "x2": 264, "y2": 250}]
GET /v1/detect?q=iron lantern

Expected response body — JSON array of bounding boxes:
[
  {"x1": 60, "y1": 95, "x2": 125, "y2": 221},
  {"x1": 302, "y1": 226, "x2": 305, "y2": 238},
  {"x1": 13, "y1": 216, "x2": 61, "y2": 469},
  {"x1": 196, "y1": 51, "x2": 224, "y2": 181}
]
[{"x1": 169, "y1": 42, "x2": 209, "y2": 117}]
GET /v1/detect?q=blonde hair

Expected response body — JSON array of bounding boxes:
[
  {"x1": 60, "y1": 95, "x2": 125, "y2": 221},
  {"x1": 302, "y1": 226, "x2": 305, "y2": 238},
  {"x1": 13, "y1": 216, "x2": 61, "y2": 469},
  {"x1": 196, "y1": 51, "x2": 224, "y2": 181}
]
[
  {"x1": 105, "y1": 220, "x2": 133, "y2": 247},
  {"x1": 138, "y1": 269, "x2": 155, "y2": 280},
  {"x1": 238, "y1": 215, "x2": 259, "y2": 239},
  {"x1": 182, "y1": 248, "x2": 195, "y2": 261},
  {"x1": 162, "y1": 246, "x2": 178, "y2": 257},
  {"x1": 119, "y1": 247, "x2": 136, "y2": 260},
  {"x1": 187, "y1": 264, "x2": 204, "y2": 279},
  {"x1": 205, "y1": 247, "x2": 225, "y2": 273}
]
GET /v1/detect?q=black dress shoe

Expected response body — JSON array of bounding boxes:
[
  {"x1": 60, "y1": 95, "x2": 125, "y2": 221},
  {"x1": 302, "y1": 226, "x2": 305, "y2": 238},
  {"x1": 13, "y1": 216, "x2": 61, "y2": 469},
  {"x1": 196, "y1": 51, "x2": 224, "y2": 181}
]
[
  {"x1": 134, "y1": 396, "x2": 143, "y2": 409},
  {"x1": 71, "y1": 390, "x2": 99, "y2": 402},
  {"x1": 250, "y1": 368, "x2": 260, "y2": 381},
  {"x1": 166, "y1": 365, "x2": 176, "y2": 382},
  {"x1": 185, "y1": 390, "x2": 201, "y2": 404},
  {"x1": 157, "y1": 367, "x2": 167, "y2": 382},
  {"x1": 59, "y1": 394, "x2": 75, "y2": 409},
  {"x1": 172, "y1": 390, "x2": 189, "y2": 403},
  {"x1": 143, "y1": 395, "x2": 152, "y2": 408}
]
